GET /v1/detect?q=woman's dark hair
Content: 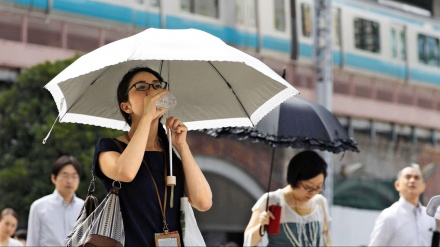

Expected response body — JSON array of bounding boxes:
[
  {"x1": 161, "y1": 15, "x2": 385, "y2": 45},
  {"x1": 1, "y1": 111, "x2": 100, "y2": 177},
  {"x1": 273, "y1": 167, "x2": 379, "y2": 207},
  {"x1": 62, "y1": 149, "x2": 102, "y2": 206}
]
[
  {"x1": 286, "y1": 150, "x2": 327, "y2": 188},
  {"x1": 117, "y1": 67, "x2": 164, "y2": 126},
  {"x1": 0, "y1": 208, "x2": 17, "y2": 221},
  {"x1": 51, "y1": 155, "x2": 81, "y2": 177}
]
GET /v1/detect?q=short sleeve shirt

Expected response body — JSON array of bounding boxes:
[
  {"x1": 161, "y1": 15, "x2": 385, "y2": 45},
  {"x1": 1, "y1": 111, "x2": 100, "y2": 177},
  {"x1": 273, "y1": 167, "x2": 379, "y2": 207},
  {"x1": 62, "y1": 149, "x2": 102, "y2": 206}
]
[{"x1": 92, "y1": 138, "x2": 185, "y2": 246}]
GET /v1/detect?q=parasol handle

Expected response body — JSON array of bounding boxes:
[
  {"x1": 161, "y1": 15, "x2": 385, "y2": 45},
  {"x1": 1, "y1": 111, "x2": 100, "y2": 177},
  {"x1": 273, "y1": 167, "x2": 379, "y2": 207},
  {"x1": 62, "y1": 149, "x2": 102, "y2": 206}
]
[
  {"x1": 259, "y1": 225, "x2": 266, "y2": 237},
  {"x1": 168, "y1": 127, "x2": 173, "y2": 176},
  {"x1": 167, "y1": 127, "x2": 176, "y2": 208},
  {"x1": 260, "y1": 147, "x2": 276, "y2": 236}
]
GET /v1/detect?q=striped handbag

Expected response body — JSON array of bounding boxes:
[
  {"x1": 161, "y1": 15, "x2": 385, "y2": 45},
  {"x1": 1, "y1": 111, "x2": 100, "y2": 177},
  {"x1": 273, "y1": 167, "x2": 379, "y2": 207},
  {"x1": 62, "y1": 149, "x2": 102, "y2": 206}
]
[{"x1": 64, "y1": 179, "x2": 125, "y2": 247}]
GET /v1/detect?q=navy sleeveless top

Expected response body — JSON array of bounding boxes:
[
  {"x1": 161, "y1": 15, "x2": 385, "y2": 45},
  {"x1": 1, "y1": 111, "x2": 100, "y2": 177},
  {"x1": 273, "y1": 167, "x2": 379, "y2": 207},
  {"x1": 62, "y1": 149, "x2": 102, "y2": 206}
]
[{"x1": 92, "y1": 138, "x2": 185, "y2": 246}]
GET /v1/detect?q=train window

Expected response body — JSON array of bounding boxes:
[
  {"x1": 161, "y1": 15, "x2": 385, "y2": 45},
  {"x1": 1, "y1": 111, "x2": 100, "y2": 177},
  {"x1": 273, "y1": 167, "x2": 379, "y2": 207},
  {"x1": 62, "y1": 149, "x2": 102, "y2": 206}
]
[
  {"x1": 390, "y1": 28, "x2": 406, "y2": 60},
  {"x1": 235, "y1": 0, "x2": 256, "y2": 27},
  {"x1": 418, "y1": 34, "x2": 440, "y2": 67},
  {"x1": 181, "y1": 0, "x2": 219, "y2": 19},
  {"x1": 301, "y1": 3, "x2": 312, "y2": 37},
  {"x1": 274, "y1": 0, "x2": 285, "y2": 31},
  {"x1": 354, "y1": 18, "x2": 380, "y2": 53}
]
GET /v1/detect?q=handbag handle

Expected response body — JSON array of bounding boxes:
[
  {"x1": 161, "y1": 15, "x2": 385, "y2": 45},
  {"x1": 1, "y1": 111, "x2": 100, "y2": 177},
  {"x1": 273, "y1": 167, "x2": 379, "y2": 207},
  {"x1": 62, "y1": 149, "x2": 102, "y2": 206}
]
[
  {"x1": 84, "y1": 139, "x2": 124, "y2": 216},
  {"x1": 89, "y1": 138, "x2": 124, "y2": 189}
]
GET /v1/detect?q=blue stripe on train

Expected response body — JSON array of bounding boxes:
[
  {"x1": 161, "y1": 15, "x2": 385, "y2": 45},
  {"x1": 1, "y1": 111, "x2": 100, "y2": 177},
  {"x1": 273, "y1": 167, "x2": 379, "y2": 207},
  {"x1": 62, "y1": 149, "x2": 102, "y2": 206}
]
[
  {"x1": 53, "y1": 0, "x2": 133, "y2": 24},
  {"x1": 4, "y1": 0, "x2": 47, "y2": 8},
  {"x1": 166, "y1": 16, "x2": 258, "y2": 48}
]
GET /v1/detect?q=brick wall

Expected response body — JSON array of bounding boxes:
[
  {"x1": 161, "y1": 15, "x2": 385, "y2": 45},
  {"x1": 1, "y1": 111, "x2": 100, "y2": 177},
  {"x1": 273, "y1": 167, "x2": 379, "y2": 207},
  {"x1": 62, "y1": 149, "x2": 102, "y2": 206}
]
[{"x1": 188, "y1": 130, "x2": 440, "y2": 208}]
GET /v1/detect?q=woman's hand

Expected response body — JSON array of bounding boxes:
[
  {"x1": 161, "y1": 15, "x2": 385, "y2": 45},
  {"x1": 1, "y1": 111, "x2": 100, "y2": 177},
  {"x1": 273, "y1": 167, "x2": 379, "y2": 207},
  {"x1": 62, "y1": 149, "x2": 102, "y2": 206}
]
[
  {"x1": 142, "y1": 89, "x2": 168, "y2": 119},
  {"x1": 244, "y1": 208, "x2": 275, "y2": 246},
  {"x1": 165, "y1": 116, "x2": 187, "y2": 148},
  {"x1": 258, "y1": 210, "x2": 274, "y2": 227}
]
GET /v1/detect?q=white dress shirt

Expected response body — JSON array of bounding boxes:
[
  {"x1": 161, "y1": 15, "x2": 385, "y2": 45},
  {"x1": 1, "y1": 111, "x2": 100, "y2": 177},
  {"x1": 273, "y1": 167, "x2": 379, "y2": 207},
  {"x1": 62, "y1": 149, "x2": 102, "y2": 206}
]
[
  {"x1": 27, "y1": 190, "x2": 84, "y2": 246},
  {"x1": 369, "y1": 197, "x2": 436, "y2": 246}
]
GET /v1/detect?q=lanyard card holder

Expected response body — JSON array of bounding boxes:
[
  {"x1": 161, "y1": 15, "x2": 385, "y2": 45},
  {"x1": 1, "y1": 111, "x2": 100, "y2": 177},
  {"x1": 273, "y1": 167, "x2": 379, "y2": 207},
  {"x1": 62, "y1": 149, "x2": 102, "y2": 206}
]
[{"x1": 155, "y1": 231, "x2": 181, "y2": 247}]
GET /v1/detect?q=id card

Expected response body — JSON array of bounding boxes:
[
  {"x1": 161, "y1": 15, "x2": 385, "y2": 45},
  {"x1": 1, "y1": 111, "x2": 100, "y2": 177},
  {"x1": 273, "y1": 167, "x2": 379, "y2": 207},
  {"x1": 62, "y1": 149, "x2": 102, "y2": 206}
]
[{"x1": 155, "y1": 231, "x2": 181, "y2": 247}]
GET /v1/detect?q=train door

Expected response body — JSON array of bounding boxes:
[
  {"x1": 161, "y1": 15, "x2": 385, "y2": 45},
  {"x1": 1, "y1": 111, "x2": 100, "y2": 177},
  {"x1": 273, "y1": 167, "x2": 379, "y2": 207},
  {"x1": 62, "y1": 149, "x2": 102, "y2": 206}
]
[
  {"x1": 333, "y1": 7, "x2": 343, "y2": 67},
  {"x1": 295, "y1": 0, "x2": 313, "y2": 62},
  {"x1": 389, "y1": 24, "x2": 408, "y2": 80},
  {"x1": 290, "y1": 0, "x2": 298, "y2": 60},
  {"x1": 235, "y1": 0, "x2": 258, "y2": 53}
]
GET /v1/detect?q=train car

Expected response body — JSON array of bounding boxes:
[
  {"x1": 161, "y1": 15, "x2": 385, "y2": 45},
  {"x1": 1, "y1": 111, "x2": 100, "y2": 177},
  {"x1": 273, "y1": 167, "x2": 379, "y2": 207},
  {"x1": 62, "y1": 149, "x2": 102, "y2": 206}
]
[
  {"x1": 332, "y1": 0, "x2": 440, "y2": 87},
  {"x1": 254, "y1": 0, "x2": 440, "y2": 87},
  {"x1": 2, "y1": 0, "x2": 440, "y2": 87}
]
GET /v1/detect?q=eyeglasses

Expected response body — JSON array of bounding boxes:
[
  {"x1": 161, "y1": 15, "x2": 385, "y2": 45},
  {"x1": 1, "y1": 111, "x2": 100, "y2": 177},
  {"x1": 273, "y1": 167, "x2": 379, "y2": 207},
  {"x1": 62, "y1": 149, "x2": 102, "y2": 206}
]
[
  {"x1": 58, "y1": 172, "x2": 79, "y2": 180},
  {"x1": 299, "y1": 182, "x2": 323, "y2": 193},
  {"x1": 126, "y1": 80, "x2": 168, "y2": 95}
]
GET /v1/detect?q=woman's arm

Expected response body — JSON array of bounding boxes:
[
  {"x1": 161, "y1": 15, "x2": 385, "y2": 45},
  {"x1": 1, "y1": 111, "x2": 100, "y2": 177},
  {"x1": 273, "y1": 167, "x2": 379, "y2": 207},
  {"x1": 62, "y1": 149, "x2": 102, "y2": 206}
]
[
  {"x1": 177, "y1": 142, "x2": 212, "y2": 211},
  {"x1": 99, "y1": 115, "x2": 153, "y2": 182},
  {"x1": 244, "y1": 209, "x2": 271, "y2": 246},
  {"x1": 100, "y1": 91, "x2": 168, "y2": 182},
  {"x1": 166, "y1": 116, "x2": 212, "y2": 211}
]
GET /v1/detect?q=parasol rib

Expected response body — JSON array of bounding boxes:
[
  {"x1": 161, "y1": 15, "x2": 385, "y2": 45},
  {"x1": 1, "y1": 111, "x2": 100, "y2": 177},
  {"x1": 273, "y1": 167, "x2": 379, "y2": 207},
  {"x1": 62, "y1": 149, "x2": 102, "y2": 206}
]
[
  {"x1": 208, "y1": 61, "x2": 254, "y2": 127},
  {"x1": 63, "y1": 66, "x2": 112, "y2": 118}
]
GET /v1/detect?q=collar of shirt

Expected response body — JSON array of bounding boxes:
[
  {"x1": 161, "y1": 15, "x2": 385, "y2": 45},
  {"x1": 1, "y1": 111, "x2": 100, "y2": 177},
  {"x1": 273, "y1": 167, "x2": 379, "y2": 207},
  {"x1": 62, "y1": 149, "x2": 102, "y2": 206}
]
[
  {"x1": 52, "y1": 189, "x2": 79, "y2": 207},
  {"x1": 398, "y1": 197, "x2": 422, "y2": 214}
]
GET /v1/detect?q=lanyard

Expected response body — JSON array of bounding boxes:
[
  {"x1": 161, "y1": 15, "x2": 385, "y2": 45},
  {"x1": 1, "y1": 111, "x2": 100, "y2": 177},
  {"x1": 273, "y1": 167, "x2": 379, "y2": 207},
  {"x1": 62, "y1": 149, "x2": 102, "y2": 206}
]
[{"x1": 125, "y1": 133, "x2": 170, "y2": 232}]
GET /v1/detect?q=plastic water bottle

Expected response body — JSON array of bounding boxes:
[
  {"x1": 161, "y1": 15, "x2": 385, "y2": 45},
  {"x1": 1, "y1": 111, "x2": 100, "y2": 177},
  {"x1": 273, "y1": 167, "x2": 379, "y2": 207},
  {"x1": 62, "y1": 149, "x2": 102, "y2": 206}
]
[{"x1": 156, "y1": 93, "x2": 177, "y2": 110}]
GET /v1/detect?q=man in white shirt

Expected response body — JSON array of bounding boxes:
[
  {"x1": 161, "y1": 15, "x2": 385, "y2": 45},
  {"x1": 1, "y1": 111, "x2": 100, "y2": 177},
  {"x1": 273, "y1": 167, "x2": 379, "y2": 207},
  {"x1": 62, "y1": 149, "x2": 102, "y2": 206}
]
[
  {"x1": 369, "y1": 165, "x2": 436, "y2": 246},
  {"x1": 27, "y1": 155, "x2": 84, "y2": 246}
]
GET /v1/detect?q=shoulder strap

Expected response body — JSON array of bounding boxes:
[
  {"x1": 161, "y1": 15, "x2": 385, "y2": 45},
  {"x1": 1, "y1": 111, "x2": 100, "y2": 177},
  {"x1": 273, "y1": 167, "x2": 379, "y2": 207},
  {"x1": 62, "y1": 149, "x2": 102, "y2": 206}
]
[
  {"x1": 90, "y1": 138, "x2": 123, "y2": 185},
  {"x1": 113, "y1": 138, "x2": 124, "y2": 153},
  {"x1": 85, "y1": 139, "x2": 123, "y2": 215}
]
